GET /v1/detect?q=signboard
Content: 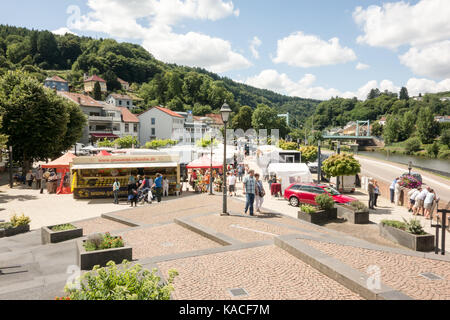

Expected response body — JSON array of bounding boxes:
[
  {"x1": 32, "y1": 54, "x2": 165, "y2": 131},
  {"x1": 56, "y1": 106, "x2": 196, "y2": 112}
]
[
  {"x1": 72, "y1": 154, "x2": 179, "y2": 165},
  {"x1": 74, "y1": 187, "x2": 128, "y2": 199}
]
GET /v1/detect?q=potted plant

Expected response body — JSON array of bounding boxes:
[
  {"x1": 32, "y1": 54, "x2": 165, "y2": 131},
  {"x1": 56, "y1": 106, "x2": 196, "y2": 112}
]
[
  {"x1": 379, "y1": 218, "x2": 434, "y2": 252},
  {"x1": 42, "y1": 223, "x2": 83, "y2": 244},
  {"x1": 0, "y1": 214, "x2": 31, "y2": 238},
  {"x1": 322, "y1": 154, "x2": 361, "y2": 193},
  {"x1": 337, "y1": 201, "x2": 370, "y2": 224},
  {"x1": 77, "y1": 232, "x2": 132, "y2": 270},
  {"x1": 297, "y1": 194, "x2": 337, "y2": 224}
]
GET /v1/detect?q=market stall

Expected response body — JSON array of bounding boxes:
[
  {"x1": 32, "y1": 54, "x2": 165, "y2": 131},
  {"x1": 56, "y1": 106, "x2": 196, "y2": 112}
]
[
  {"x1": 42, "y1": 152, "x2": 77, "y2": 194},
  {"x1": 70, "y1": 154, "x2": 180, "y2": 199},
  {"x1": 267, "y1": 163, "x2": 313, "y2": 194},
  {"x1": 186, "y1": 156, "x2": 223, "y2": 193}
]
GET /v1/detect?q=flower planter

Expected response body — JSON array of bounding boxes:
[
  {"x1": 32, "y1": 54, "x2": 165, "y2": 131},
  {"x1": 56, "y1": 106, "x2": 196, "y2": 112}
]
[
  {"x1": 297, "y1": 208, "x2": 337, "y2": 224},
  {"x1": 41, "y1": 225, "x2": 83, "y2": 244},
  {"x1": 0, "y1": 224, "x2": 30, "y2": 238},
  {"x1": 379, "y1": 223, "x2": 434, "y2": 252},
  {"x1": 77, "y1": 240, "x2": 132, "y2": 270},
  {"x1": 336, "y1": 204, "x2": 370, "y2": 224}
]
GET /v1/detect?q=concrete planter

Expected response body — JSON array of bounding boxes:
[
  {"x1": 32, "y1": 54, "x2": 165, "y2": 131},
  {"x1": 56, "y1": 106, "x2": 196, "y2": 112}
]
[
  {"x1": 77, "y1": 240, "x2": 132, "y2": 270},
  {"x1": 337, "y1": 204, "x2": 370, "y2": 224},
  {"x1": 41, "y1": 225, "x2": 83, "y2": 244},
  {"x1": 298, "y1": 208, "x2": 337, "y2": 224},
  {"x1": 379, "y1": 223, "x2": 434, "y2": 252},
  {"x1": 0, "y1": 224, "x2": 30, "y2": 238}
]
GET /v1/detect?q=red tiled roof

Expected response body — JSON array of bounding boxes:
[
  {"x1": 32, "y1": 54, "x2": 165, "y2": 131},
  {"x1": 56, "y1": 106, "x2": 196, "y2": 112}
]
[
  {"x1": 117, "y1": 78, "x2": 129, "y2": 85},
  {"x1": 84, "y1": 75, "x2": 106, "y2": 83},
  {"x1": 154, "y1": 106, "x2": 184, "y2": 118},
  {"x1": 109, "y1": 94, "x2": 133, "y2": 100},
  {"x1": 57, "y1": 92, "x2": 103, "y2": 108},
  {"x1": 205, "y1": 113, "x2": 224, "y2": 125},
  {"x1": 118, "y1": 107, "x2": 139, "y2": 123}
]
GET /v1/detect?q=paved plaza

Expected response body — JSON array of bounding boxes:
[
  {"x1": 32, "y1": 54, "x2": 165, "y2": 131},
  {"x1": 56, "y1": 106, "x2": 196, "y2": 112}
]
[{"x1": 0, "y1": 193, "x2": 449, "y2": 300}]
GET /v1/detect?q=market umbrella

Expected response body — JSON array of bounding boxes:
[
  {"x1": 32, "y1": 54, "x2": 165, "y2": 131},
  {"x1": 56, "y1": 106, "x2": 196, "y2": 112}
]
[
  {"x1": 186, "y1": 155, "x2": 222, "y2": 169},
  {"x1": 42, "y1": 152, "x2": 76, "y2": 170},
  {"x1": 97, "y1": 150, "x2": 112, "y2": 156}
]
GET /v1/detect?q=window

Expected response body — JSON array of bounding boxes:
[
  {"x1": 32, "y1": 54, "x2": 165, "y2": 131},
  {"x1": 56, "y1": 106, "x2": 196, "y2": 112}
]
[
  {"x1": 151, "y1": 118, "x2": 156, "y2": 125},
  {"x1": 125, "y1": 124, "x2": 129, "y2": 132},
  {"x1": 119, "y1": 100, "x2": 122, "y2": 106},
  {"x1": 151, "y1": 128, "x2": 156, "y2": 136},
  {"x1": 127, "y1": 101, "x2": 130, "y2": 106},
  {"x1": 134, "y1": 124, "x2": 138, "y2": 133},
  {"x1": 311, "y1": 187, "x2": 326, "y2": 194}
]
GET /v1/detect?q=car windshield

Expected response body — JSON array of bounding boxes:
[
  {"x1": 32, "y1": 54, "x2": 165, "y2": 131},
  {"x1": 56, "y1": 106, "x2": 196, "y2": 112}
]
[{"x1": 323, "y1": 187, "x2": 340, "y2": 196}]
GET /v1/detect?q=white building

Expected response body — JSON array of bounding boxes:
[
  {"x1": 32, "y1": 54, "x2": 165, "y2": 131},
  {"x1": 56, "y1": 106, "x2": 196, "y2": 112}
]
[
  {"x1": 139, "y1": 106, "x2": 185, "y2": 144},
  {"x1": 106, "y1": 94, "x2": 135, "y2": 110}
]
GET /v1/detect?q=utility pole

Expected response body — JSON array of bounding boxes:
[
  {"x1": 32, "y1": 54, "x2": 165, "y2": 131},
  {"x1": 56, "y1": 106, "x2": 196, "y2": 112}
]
[
  {"x1": 336, "y1": 141, "x2": 341, "y2": 192},
  {"x1": 317, "y1": 140, "x2": 322, "y2": 184}
]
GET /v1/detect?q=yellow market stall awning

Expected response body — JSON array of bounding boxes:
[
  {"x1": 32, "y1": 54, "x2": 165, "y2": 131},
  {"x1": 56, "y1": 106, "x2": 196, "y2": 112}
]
[{"x1": 71, "y1": 162, "x2": 178, "y2": 170}]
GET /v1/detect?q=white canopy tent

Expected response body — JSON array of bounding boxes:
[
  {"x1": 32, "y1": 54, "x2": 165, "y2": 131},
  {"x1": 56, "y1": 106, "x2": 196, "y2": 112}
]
[{"x1": 267, "y1": 163, "x2": 313, "y2": 193}]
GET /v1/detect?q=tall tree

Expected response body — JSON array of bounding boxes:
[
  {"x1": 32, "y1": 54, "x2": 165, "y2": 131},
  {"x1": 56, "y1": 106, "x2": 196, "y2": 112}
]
[
  {"x1": 0, "y1": 71, "x2": 86, "y2": 171},
  {"x1": 367, "y1": 88, "x2": 381, "y2": 100},
  {"x1": 417, "y1": 107, "x2": 440, "y2": 144},
  {"x1": 36, "y1": 31, "x2": 59, "y2": 68},
  {"x1": 399, "y1": 87, "x2": 409, "y2": 100},
  {"x1": 93, "y1": 81, "x2": 102, "y2": 100},
  {"x1": 231, "y1": 105, "x2": 253, "y2": 131},
  {"x1": 252, "y1": 104, "x2": 279, "y2": 131}
]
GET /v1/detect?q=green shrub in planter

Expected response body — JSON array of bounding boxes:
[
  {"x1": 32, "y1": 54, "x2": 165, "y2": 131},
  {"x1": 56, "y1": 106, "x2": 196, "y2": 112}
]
[
  {"x1": 316, "y1": 194, "x2": 335, "y2": 210},
  {"x1": 349, "y1": 201, "x2": 368, "y2": 211},
  {"x1": 381, "y1": 219, "x2": 426, "y2": 235},
  {"x1": 65, "y1": 260, "x2": 178, "y2": 300},
  {"x1": 0, "y1": 222, "x2": 13, "y2": 229},
  {"x1": 300, "y1": 205, "x2": 317, "y2": 214},
  {"x1": 10, "y1": 214, "x2": 31, "y2": 227},
  {"x1": 51, "y1": 224, "x2": 76, "y2": 232}
]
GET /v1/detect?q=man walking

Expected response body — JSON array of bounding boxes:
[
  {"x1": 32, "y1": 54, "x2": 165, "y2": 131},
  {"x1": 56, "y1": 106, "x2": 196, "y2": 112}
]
[
  {"x1": 35, "y1": 166, "x2": 43, "y2": 190},
  {"x1": 163, "y1": 177, "x2": 169, "y2": 197},
  {"x1": 113, "y1": 178, "x2": 120, "y2": 204},
  {"x1": 390, "y1": 177, "x2": 398, "y2": 203},
  {"x1": 227, "y1": 171, "x2": 237, "y2": 197},
  {"x1": 243, "y1": 170, "x2": 256, "y2": 216},
  {"x1": 153, "y1": 173, "x2": 163, "y2": 203}
]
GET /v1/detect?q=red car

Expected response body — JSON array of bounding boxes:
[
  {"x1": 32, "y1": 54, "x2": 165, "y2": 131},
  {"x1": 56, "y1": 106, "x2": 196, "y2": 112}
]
[{"x1": 284, "y1": 183, "x2": 357, "y2": 207}]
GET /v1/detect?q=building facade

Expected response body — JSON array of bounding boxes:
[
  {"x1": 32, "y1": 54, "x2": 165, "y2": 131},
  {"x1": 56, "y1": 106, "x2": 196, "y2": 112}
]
[
  {"x1": 139, "y1": 106, "x2": 185, "y2": 144},
  {"x1": 117, "y1": 78, "x2": 130, "y2": 91},
  {"x1": 106, "y1": 94, "x2": 134, "y2": 110},
  {"x1": 84, "y1": 75, "x2": 107, "y2": 93}
]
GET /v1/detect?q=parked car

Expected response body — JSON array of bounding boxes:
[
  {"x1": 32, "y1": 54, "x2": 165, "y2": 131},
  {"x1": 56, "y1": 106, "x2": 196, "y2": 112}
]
[
  {"x1": 307, "y1": 154, "x2": 329, "y2": 173},
  {"x1": 284, "y1": 183, "x2": 357, "y2": 207}
]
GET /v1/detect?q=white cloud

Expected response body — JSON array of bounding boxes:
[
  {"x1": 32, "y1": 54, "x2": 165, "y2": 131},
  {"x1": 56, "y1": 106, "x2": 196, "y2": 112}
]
[
  {"x1": 356, "y1": 62, "x2": 370, "y2": 70},
  {"x1": 399, "y1": 40, "x2": 450, "y2": 79},
  {"x1": 249, "y1": 36, "x2": 262, "y2": 59},
  {"x1": 273, "y1": 31, "x2": 357, "y2": 67},
  {"x1": 71, "y1": 0, "x2": 250, "y2": 73},
  {"x1": 244, "y1": 69, "x2": 450, "y2": 101},
  {"x1": 52, "y1": 27, "x2": 77, "y2": 36},
  {"x1": 353, "y1": 0, "x2": 450, "y2": 49}
]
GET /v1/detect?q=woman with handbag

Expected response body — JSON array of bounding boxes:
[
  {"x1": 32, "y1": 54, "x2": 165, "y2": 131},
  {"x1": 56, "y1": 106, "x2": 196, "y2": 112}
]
[
  {"x1": 128, "y1": 182, "x2": 139, "y2": 207},
  {"x1": 255, "y1": 173, "x2": 265, "y2": 214}
]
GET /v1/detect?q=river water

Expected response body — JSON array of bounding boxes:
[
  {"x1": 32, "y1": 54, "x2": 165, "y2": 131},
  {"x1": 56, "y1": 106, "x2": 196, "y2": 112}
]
[{"x1": 357, "y1": 151, "x2": 450, "y2": 177}]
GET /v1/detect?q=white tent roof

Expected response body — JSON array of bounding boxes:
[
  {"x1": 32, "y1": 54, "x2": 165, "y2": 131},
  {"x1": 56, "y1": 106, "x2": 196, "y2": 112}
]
[{"x1": 267, "y1": 163, "x2": 310, "y2": 174}]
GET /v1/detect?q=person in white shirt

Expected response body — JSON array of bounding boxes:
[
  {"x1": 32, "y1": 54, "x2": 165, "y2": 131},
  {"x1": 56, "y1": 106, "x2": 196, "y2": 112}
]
[
  {"x1": 394, "y1": 180, "x2": 402, "y2": 206},
  {"x1": 408, "y1": 187, "x2": 421, "y2": 213},
  {"x1": 163, "y1": 177, "x2": 169, "y2": 197},
  {"x1": 414, "y1": 187, "x2": 429, "y2": 216},
  {"x1": 227, "y1": 172, "x2": 237, "y2": 197},
  {"x1": 424, "y1": 189, "x2": 435, "y2": 219}
]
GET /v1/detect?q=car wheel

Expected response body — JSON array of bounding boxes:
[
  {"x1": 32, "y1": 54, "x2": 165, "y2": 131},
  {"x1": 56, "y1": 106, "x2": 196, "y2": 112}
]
[{"x1": 289, "y1": 197, "x2": 299, "y2": 207}]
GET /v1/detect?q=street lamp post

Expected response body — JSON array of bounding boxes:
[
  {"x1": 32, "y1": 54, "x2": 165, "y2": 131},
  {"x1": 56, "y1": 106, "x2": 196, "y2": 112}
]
[
  {"x1": 220, "y1": 102, "x2": 232, "y2": 216},
  {"x1": 408, "y1": 161, "x2": 413, "y2": 176},
  {"x1": 9, "y1": 146, "x2": 13, "y2": 189},
  {"x1": 209, "y1": 131, "x2": 213, "y2": 195},
  {"x1": 317, "y1": 140, "x2": 322, "y2": 183}
]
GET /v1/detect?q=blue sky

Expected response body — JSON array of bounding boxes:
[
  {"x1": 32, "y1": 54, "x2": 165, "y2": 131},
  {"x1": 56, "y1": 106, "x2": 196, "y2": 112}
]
[{"x1": 1, "y1": 0, "x2": 450, "y2": 100}]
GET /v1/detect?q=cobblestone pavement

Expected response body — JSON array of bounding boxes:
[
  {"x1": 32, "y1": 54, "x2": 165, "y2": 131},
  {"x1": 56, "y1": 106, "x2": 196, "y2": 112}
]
[
  {"x1": 73, "y1": 217, "x2": 129, "y2": 236},
  {"x1": 192, "y1": 214, "x2": 298, "y2": 243},
  {"x1": 301, "y1": 239, "x2": 450, "y2": 300},
  {"x1": 119, "y1": 223, "x2": 219, "y2": 259},
  {"x1": 157, "y1": 245, "x2": 363, "y2": 300}
]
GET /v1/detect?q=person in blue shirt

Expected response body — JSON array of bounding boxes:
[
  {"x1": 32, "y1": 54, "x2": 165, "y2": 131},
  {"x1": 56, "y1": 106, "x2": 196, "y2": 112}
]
[
  {"x1": 389, "y1": 177, "x2": 399, "y2": 204},
  {"x1": 153, "y1": 173, "x2": 163, "y2": 203}
]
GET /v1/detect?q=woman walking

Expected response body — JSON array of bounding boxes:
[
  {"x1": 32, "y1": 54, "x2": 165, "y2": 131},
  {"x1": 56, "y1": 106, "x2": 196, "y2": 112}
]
[
  {"x1": 255, "y1": 173, "x2": 265, "y2": 214},
  {"x1": 424, "y1": 189, "x2": 436, "y2": 219},
  {"x1": 128, "y1": 181, "x2": 139, "y2": 207},
  {"x1": 373, "y1": 180, "x2": 381, "y2": 207}
]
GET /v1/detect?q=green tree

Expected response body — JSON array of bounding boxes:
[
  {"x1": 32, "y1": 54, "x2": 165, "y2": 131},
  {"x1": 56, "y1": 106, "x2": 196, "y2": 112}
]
[
  {"x1": 36, "y1": 31, "x2": 59, "y2": 68},
  {"x1": 367, "y1": 88, "x2": 381, "y2": 100},
  {"x1": 113, "y1": 136, "x2": 139, "y2": 148},
  {"x1": 405, "y1": 138, "x2": 421, "y2": 155},
  {"x1": 441, "y1": 128, "x2": 450, "y2": 147},
  {"x1": 104, "y1": 70, "x2": 121, "y2": 92},
  {"x1": 399, "y1": 87, "x2": 409, "y2": 100},
  {"x1": 322, "y1": 154, "x2": 361, "y2": 186},
  {"x1": 252, "y1": 104, "x2": 278, "y2": 131},
  {"x1": 231, "y1": 105, "x2": 253, "y2": 131},
  {"x1": 426, "y1": 141, "x2": 440, "y2": 158},
  {"x1": 299, "y1": 146, "x2": 318, "y2": 163},
  {"x1": 371, "y1": 121, "x2": 383, "y2": 137},
  {"x1": 383, "y1": 115, "x2": 401, "y2": 144},
  {"x1": 192, "y1": 104, "x2": 212, "y2": 116},
  {"x1": 93, "y1": 81, "x2": 102, "y2": 100},
  {"x1": 417, "y1": 107, "x2": 439, "y2": 144},
  {"x1": 0, "y1": 71, "x2": 85, "y2": 171}
]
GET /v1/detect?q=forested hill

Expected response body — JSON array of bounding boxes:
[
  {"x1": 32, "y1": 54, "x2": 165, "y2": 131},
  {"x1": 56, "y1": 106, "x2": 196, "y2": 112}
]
[{"x1": 0, "y1": 24, "x2": 320, "y2": 122}]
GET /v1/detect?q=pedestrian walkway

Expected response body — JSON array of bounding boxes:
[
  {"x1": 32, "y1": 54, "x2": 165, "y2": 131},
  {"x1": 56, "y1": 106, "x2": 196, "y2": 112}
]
[{"x1": 0, "y1": 193, "x2": 448, "y2": 300}]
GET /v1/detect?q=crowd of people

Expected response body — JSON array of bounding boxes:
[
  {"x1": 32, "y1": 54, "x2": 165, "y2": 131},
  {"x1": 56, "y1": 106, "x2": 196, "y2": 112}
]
[
  {"x1": 388, "y1": 177, "x2": 440, "y2": 220},
  {"x1": 13, "y1": 166, "x2": 67, "y2": 194},
  {"x1": 113, "y1": 173, "x2": 170, "y2": 207}
]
